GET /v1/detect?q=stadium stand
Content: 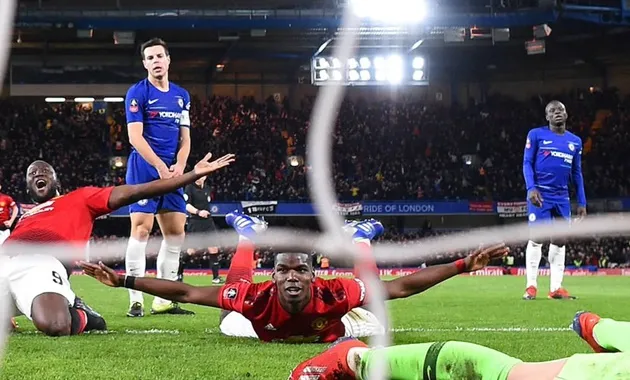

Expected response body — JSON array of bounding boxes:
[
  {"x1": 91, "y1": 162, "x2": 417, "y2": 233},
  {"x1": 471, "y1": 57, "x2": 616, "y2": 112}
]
[
  {"x1": 1, "y1": 89, "x2": 629, "y2": 204},
  {"x1": 1, "y1": 91, "x2": 629, "y2": 271}
]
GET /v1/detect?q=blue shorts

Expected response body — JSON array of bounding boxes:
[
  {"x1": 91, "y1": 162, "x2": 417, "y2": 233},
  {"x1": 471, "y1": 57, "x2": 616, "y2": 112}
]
[
  {"x1": 125, "y1": 152, "x2": 186, "y2": 214},
  {"x1": 527, "y1": 200, "x2": 571, "y2": 226}
]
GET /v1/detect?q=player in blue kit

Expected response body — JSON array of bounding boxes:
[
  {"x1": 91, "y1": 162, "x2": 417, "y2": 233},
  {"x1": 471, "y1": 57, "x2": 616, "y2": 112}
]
[
  {"x1": 124, "y1": 38, "x2": 194, "y2": 316},
  {"x1": 522, "y1": 100, "x2": 587, "y2": 300}
]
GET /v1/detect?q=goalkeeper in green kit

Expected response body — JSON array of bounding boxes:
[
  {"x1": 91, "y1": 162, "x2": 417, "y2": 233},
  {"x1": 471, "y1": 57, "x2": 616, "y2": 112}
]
[{"x1": 289, "y1": 311, "x2": 630, "y2": 379}]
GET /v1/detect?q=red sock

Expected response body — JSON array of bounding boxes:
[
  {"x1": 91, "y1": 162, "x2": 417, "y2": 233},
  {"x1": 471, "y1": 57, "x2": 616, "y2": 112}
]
[
  {"x1": 226, "y1": 240, "x2": 255, "y2": 284},
  {"x1": 69, "y1": 308, "x2": 88, "y2": 335},
  {"x1": 353, "y1": 241, "x2": 379, "y2": 280}
]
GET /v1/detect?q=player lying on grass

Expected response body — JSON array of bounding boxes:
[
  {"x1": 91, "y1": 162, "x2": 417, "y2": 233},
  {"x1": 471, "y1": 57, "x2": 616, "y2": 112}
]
[
  {"x1": 81, "y1": 214, "x2": 509, "y2": 343},
  {"x1": 289, "y1": 310, "x2": 630, "y2": 380},
  {"x1": 1, "y1": 152, "x2": 234, "y2": 337}
]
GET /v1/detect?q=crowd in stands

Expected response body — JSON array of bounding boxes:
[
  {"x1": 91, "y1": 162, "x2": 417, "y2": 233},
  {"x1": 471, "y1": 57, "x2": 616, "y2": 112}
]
[
  {"x1": 1, "y1": 87, "x2": 629, "y2": 203},
  {"x1": 1, "y1": 87, "x2": 629, "y2": 269}
]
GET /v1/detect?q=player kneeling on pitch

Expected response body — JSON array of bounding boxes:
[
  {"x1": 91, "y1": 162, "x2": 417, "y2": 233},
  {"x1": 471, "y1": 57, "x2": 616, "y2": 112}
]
[
  {"x1": 1, "y1": 152, "x2": 234, "y2": 337},
  {"x1": 81, "y1": 213, "x2": 508, "y2": 343},
  {"x1": 290, "y1": 311, "x2": 630, "y2": 380}
]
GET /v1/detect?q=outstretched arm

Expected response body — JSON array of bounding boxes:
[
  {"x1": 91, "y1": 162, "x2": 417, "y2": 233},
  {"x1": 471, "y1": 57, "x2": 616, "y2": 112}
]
[
  {"x1": 382, "y1": 244, "x2": 509, "y2": 300},
  {"x1": 80, "y1": 261, "x2": 222, "y2": 307},
  {"x1": 107, "y1": 153, "x2": 234, "y2": 210}
]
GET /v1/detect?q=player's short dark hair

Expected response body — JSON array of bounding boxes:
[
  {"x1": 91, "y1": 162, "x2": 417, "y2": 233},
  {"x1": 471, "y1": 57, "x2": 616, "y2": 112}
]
[
  {"x1": 545, "y1": 100, "x2": 564, "y2": 112},
  {"x1": 274, "y1": 252, "x2": 313, "y2": 268},
  {"x1": 140, "y1": 38, "x2": 169, "y2": 59}
]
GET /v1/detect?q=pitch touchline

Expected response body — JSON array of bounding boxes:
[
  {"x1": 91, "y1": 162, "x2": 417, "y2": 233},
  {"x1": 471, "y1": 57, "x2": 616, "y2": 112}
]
[{"x1": 12, "y1": 326, "x2": 572, "y2": 336}]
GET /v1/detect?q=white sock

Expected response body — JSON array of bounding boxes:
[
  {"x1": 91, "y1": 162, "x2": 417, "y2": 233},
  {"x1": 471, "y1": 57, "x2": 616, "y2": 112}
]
[
  {"x1": 549, "y1": 244, "x2": 566, "y2": 292},
  {"x1": 125, "y1": 237, "x2": 147, "y2": 306},
  {"x1": 154, "y1": 238, "x2": 182, "y2": 306},
  {"x1": 525, "y1": 240, "x2": 542, "y2": 288}
]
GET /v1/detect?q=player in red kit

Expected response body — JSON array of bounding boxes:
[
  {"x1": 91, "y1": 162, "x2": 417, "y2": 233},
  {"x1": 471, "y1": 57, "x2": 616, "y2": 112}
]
[
  {"x1": 81, "y1": 212, "x2": 509, "y2": 343},
  {"x1": 1, "y1": 153, "x2": 235, "y2": 337},
  {"x1": 0, "y1": 185, "x2": 18, "y2": 245}
]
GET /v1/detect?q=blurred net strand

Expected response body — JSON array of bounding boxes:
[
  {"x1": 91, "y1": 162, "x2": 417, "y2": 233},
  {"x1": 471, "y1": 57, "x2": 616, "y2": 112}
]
[
  {"x1": 9, "y1": 213, "x2": 624, "y2": 264},
  {"x1": 306, "y1": 5, "x2": 391, "y2": 379},
  {"x1": 0, "y1": 0, "x2": 18, "y2": 368}
]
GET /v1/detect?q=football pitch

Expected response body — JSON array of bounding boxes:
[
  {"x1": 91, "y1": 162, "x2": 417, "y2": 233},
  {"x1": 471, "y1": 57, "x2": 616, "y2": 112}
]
[{"x1": 3, "y1": 275, "x2": 629, "y2": 379}]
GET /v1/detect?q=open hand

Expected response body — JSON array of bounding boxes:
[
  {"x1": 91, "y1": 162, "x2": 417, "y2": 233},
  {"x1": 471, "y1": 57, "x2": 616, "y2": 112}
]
[
  {"x1": 527, "y1": 188, "x2": 543, "y2": 208},
  {"x1": 169, "y1": 162, "x2": 186, "y2": 178},
  {"x1": 80, "y1": 261, "x2": 122, "y2": 288},
  {"x1": 464, "y1": 243, "x2": 510, "y2": 272},
  {"x1": 193, "y1": 153, "x2": 236, "y2": 177},
  {"x1": 156, "y1": 163, "x2": 174, "y2": 180},
  {"x1": 576, "y1": 206, "x2": 587, "y2": 222}
]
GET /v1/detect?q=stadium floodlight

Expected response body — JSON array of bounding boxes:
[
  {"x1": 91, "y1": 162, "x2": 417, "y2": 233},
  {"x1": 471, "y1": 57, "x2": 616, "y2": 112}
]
[
  {"x1": 316, "y1": 70, "x2": 329, "y2": 81},
  {"x1": 74, "y1": 97, "x2": 95, "y2": 103},
  {"x1": 412, "y1": 57, "x2": 425, "y2": 69},
  {"x1": 45, "y1": 97, "x2": 66, "y2": 103},
  {"x1": 359, "y1": 57, "x2": 371, "y2": 69},
  {"x1": 349, "y1": 0, "x2": 428, "y2": 24},
  {"x1": 103, "y1": 97, "x2": 124, "y2": 102},
  {"x1": 311, "y1": 54, "x2": 428, "y2": 86},
  {"x1": 373, "y1": 56, "x2": 385, "y2": 70},
  {"x1": 412, "y1": 70, "x2": 425, "y2": 81},
  {"x1": 386, "y1": 55, "x2": 403, "y2": 84},
  {"x1": 315, "y1": 58, "x2": 330, "y2": 69},
  {"x1": 347, "y1": 58, "x2": 359, "y2": 69}
]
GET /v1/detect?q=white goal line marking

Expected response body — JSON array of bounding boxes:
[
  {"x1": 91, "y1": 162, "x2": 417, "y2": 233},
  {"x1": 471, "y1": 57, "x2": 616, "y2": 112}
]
[{"x1": 12, "y1": 326, "x2": 572, "y2": 336}]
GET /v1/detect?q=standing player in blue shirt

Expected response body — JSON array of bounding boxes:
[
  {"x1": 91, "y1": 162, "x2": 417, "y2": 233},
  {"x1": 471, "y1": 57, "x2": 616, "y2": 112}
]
[
  {"x1": 124, "y1": 38, "x2": 194, "y2": 316},
  {"x1": 522, "y1": 100, "x2": 587, "y2": 300}
]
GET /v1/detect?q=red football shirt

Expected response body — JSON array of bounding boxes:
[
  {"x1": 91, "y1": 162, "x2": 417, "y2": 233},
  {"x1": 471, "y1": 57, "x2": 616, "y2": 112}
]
[
  {"x1": 8, "y1": 187, "x2": 114, "y2": 243},
  {"x1": 0, "y1": 193, "x2": 16, "y2": 223},
  {"x1": 218, "y1": 277, "x2": 367, "y2": 342}
]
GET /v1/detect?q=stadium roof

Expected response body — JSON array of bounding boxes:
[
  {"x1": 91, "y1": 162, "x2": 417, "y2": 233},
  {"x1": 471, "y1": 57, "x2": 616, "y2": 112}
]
[{"x1": 10, "y1": 0, "x2": 630, "y2": 80}]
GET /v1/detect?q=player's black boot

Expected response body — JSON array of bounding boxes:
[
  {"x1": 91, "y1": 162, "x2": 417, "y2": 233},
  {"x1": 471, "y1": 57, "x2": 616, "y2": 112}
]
[
  {"x1": 127, "y1": 302, "x2": 144, "y2": 318},
  {"x1": 73, "y1": 297, "x2": 107, "y2": 331}
]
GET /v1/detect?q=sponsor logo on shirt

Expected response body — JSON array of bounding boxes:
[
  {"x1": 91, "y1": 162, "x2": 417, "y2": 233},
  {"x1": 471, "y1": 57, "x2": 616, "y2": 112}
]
[
  {"x1": 544, "y1": 150, "x2": 573, "y2": 164},
  {"x1": 148, "y1": 111, "x2": 182, "y2": 119}
]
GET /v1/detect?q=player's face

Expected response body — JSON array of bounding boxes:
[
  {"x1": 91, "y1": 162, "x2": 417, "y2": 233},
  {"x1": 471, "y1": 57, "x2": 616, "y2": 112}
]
[
  {"x1": 142, "y1": 45, "x2": 170, "y2": 80},
  {"x1": 545, "y1": 102, "x2": 567, "y2": 126},
  {"x1": 26, "y1": 161, "x2": 58, "y2": 203},
  {"x1": 273, "y1": 253, "x2": 314, "y2": 305}
]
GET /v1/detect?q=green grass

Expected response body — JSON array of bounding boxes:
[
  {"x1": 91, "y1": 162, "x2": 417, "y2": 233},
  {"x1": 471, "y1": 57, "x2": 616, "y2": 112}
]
[{"x1": 3, "y1": 275, "x2": 630, "y2": 379}]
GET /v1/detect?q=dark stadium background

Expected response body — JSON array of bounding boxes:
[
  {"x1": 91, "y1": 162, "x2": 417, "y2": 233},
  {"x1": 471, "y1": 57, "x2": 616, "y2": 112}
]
[{"x1": 4, "y1": 0, "x2": 630, "y2": 273}]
